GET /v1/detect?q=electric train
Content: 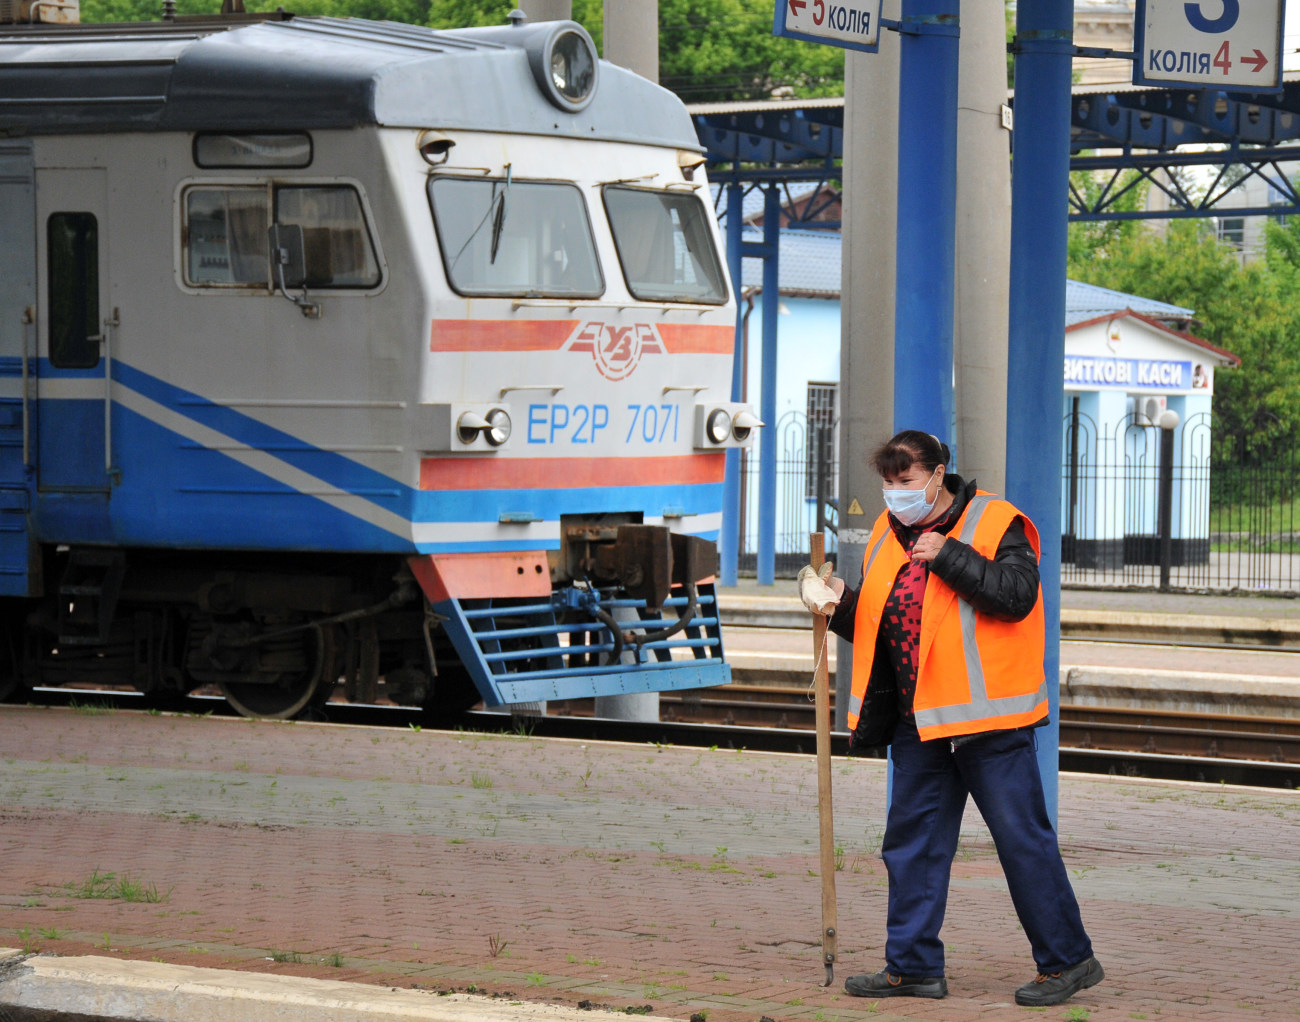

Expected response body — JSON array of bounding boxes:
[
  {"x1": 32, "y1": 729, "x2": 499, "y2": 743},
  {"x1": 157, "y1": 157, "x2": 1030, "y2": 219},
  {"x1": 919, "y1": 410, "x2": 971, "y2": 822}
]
[{"x1": 0, "y1": 3, "x2": 758, "y2": 717}]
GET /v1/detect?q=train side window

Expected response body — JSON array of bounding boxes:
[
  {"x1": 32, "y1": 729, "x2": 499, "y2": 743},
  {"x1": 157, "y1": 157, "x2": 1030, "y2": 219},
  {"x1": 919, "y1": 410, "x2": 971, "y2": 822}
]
[
  {"x1": 47, "y1": 212, "x2": 100, "y2": 369},
  {"x1": 602, "y1": 187, "x2": 728, "y2": 305},
  {"x1": 183, "y1": 185, "x2": 380, "y2": 290},
  {"x1": 185, "y1": 188, "x2": 271, "y2": 286},
  {"x1": 274, "y1": 186, "x2": 380, "y2": 288},
  {"x1": 428, "y1": 177, "x2": 603, "y2": 299}
]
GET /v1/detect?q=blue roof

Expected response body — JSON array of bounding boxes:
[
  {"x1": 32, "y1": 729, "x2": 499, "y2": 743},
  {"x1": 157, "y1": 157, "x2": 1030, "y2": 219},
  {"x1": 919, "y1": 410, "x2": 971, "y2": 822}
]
[
  {"x1": 721, "y1": 217, "x2": 1198, "y2": 321},
  {"x1": 1064, "y1": 279, "x2": 1194, "y2": 326},
  {"x1": 737, "y1": 228, "x2": 842, "y2": 296}
]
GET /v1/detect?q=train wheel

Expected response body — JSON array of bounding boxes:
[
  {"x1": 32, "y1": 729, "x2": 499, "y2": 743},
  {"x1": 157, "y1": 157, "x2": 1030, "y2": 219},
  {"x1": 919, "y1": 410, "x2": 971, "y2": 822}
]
[{"x1": 219, "y1": 626, "x2": 333, "y2": 720}]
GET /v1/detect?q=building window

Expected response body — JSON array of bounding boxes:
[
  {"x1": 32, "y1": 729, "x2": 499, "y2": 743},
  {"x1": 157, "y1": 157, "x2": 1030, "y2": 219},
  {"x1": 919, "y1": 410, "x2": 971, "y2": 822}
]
[
  {"x1": 806, "y1": 382, "x2": 837, "y2": 500},
  {"x1": 1216, "y1": 216, "x2": 1245, "y2": 249},
  {"x1": 47, "y1": 212, "x2": 100, "y2": 369}
]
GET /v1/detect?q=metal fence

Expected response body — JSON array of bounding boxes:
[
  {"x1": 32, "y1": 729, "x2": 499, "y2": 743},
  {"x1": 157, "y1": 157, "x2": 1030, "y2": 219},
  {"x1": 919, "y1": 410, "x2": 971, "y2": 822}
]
[
  {"x1": 736, "y1": 409, "x2": 1300, "y2": 593},
  {"x1": 1063, "y1": 411, "x2": 1300, "y2": 592},
  {"x1": 736, "y1": 411, "x2": 839, "y2": 575}
]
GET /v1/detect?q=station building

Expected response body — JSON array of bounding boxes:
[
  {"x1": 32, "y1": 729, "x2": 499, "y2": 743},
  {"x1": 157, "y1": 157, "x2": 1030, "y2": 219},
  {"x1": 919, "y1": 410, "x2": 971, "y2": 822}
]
[{"x1": 722, "y1": 223, "x2": 1239, "y2": 570}]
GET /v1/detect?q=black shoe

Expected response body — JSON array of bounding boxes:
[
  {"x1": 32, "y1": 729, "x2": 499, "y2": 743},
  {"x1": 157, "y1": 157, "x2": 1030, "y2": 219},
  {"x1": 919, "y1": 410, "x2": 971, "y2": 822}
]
[
  {"x1": 843, "y1": 970, "x2": 947, "y2": 999},
  {"x1": 1014, "y1": 956, "x2": 1104, "y2": 1007}
]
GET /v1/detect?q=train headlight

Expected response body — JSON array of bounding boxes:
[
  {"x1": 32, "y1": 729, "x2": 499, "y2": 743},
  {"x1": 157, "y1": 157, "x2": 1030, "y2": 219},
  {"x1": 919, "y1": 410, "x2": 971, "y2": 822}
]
[
  {"x1": 528, "y1": 23, "x2": 599, "y2": 112},
  {"x1": 550, "y1": 30, "x2": 595, "y2": 102},
  {"x1": 457, "y1": 411, "x2": 491, "y2": 445},
  {"x1": 705, "y1": 409, "x2": 732, "y2": 445},
  {"x1": 731, "y1": 410, "x2": 763, "y2": 442},
  {"x1": 484, "y1": 407, "x2": 512, "y2": 447},
  {"x1": 694, "y1": 403, "x2": 762, "y2": 449},
  {"x1": 422, "y1": 403, "x2": 515, "y2": 452}
]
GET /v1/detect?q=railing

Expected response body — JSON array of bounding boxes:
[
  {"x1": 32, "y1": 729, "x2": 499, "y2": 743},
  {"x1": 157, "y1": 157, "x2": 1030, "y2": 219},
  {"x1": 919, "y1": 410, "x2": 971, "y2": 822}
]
[
  {"x1": 1062, "y1": 411, "x2": 1300, "y2": 593},
  {"x1": 735, "y1": 411, "x2": 839, "y2": 575}
]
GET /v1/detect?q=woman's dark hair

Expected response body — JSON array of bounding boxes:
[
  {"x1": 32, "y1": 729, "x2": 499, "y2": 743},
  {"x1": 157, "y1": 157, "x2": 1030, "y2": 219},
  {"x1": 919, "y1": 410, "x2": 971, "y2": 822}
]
[{"x1": 870, "y1": 430, "x2": 951, "y2": 478}]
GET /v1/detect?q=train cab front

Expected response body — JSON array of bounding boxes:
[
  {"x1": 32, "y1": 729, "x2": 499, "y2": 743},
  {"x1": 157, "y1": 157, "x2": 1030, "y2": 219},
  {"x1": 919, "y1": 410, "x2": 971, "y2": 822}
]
[{"x1": 408, "y1": 521, "x2": 728, "y2": 710}]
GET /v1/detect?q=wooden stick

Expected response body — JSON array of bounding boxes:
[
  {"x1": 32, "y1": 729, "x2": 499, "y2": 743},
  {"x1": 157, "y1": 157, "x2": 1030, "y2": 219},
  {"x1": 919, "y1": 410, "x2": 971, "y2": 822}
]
[{"x1": 810, "y1": 532, "x2": 838, "y2": 987}]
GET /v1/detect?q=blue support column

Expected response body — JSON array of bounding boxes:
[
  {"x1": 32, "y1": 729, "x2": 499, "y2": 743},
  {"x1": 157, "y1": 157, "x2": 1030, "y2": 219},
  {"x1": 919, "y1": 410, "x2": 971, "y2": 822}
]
[
  {"x1": 893, "y1": 0, "x2": 959, "y2": 443},
  {"x1": 756, "y1": 185, "x2": 781, "y2": 585},
  {"x1": 1007, "y1": 0, "x2": 1073, "y2": 824},
  {"x1": 720, "y1": 181, "x2": 745, "y2": 587}
]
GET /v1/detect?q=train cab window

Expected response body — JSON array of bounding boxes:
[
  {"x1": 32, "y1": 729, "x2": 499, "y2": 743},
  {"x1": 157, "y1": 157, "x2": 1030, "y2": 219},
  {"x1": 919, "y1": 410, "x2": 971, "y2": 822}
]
[
  {"x1": 428, "y1": 177, "x2": 603, "y2": 298},
  {"x1": 47, "y1": 212, "x2": 101, "y2": 369},
  {"x1": 602, "y1": 187, "x2": 728, "y2": 305},
  {"x1": 183, "y1": 184, "x2": 380, "y2": 289},
  {"x1": 274, "y1": 187, "x2": 380, "y2": 288},
  {"x1": 186, "y1": 188, "x2": 270, "y2": 286}
]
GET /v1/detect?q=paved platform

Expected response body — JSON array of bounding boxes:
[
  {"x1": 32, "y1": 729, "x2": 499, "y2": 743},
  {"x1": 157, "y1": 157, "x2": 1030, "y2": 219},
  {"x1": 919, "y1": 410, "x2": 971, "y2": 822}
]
[{"x1": 1, "y1": 706, "x2": 1298, "y2": 1022}]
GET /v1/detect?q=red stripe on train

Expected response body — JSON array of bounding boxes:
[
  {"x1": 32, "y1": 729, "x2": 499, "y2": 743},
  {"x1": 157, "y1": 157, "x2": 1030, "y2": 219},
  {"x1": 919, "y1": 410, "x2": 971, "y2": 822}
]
[
  {"x1": 655, "y1": 323, "x2": 733, "y2": 354},
  {"x1": 430, "y1": 319, "x2": 579, "y2": 352},
  {"x1": 420, "y1": 454, "x2": 726, "y2": 491},
  {"x1": 429, "y1": 320, "x2": 733, "y2": 354}
]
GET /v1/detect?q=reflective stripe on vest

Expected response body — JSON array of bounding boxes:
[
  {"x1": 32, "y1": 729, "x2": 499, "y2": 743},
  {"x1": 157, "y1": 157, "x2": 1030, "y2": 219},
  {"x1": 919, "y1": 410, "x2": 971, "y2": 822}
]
[{"x1": 844, "y1": 526, "x2": 893, "y2": 723}]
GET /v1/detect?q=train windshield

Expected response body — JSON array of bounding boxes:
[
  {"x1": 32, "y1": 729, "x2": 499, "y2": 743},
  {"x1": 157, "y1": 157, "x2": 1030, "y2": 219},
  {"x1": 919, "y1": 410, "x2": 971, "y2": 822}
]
[
  {"x1": 602, "y1": 187, "x2": 728, "y2": 305},
  {"x1": 428, "y1": 177, "x2": 603, "y2": 298}
]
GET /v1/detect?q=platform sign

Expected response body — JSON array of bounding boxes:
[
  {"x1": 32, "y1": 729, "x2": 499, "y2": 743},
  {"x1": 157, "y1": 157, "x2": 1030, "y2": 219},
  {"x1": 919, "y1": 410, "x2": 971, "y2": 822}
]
[
  {"x1": 773, "y1": 0, "x2": 882, "y2": 54},
  {"x1": 1134, "y1": 0, "x2": 1285, "y2": 93}
]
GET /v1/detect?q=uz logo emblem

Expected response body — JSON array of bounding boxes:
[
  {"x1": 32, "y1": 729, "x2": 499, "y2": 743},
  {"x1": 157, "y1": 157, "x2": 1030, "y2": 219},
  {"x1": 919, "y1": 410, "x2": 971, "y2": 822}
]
[{"x1": 592, "y1": 324, "x2": 654, "y2": 380}]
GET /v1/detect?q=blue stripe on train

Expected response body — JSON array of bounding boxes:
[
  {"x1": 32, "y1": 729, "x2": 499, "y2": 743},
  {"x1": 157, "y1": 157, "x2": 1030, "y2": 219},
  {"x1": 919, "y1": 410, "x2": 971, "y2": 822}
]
[
  {"x1": 33, "y1": 405, "x2": 412, "y2": 551},
  {"x1": 30, "y1": 361, "x2": 723, "y2": 552}
]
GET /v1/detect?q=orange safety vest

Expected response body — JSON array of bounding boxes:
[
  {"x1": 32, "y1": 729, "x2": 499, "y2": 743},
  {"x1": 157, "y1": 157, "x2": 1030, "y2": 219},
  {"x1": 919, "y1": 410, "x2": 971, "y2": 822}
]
[{"x1": 847, "y1": 492, "x2": 1048, "y2": 742}]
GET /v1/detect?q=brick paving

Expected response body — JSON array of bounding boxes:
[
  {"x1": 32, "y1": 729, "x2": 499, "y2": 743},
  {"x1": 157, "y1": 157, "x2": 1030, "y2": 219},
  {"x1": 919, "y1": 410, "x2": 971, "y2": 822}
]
[{"x1": 1, "y1": 705, "x2": 1299, "y2": 1022}]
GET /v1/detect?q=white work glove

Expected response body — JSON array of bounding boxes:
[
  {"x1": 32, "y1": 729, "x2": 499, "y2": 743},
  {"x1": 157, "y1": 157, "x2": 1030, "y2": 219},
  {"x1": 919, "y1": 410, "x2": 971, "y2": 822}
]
[{"x1": 796, "y1": 562, "x2": 840, "y2": 617}]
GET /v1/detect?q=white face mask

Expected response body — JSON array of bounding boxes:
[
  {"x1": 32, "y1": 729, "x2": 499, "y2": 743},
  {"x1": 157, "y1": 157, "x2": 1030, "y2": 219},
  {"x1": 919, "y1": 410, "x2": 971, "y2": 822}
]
[{"x1": 882, "y1": 468, "x2": 939, "y2": 526}]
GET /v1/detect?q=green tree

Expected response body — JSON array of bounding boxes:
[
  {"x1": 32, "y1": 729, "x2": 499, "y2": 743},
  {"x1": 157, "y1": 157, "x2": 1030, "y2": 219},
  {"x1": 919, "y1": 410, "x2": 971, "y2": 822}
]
[{"x1": 1066, "y1": 166, "x2": 1149, "y2": 267}]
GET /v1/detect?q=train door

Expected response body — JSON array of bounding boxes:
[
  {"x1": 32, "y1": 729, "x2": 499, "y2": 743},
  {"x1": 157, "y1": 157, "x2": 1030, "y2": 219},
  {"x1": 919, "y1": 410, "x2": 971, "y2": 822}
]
[
  {"x1": 34, "y1": 167, "x2": 114, "y2": 518},
  {"x1": 0, "y1": 141, "x2": 37, "y2": 595}
]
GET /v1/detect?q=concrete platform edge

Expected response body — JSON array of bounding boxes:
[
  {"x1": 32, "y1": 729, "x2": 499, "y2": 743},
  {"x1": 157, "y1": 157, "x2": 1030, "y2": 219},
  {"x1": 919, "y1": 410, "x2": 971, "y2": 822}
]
[{"x1": 0, "y1": 952, "x2": 676, "y2": 1022}]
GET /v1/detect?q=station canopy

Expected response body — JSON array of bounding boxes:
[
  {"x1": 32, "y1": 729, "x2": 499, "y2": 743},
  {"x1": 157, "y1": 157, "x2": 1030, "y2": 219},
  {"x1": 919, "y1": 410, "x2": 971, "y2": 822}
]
[{"x1": 691, "y1": 72, "x2": 1300, "y2": 222}]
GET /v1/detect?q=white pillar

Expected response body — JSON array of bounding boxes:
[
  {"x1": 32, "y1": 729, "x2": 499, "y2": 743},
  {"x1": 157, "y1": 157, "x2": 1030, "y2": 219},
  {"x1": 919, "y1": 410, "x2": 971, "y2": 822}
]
[
  {"x1": 603, "y1": 0, "x2": 657, "y2": 79},
  {"x1": 518, "y1": 0, "x2": 571, "y2": 21},
  {"x1": 954, "y1": 0, "x2": 1012, "y2": 495},
  {"x1": 834, "y1": 21, "x2": 899, "y2": 729}
]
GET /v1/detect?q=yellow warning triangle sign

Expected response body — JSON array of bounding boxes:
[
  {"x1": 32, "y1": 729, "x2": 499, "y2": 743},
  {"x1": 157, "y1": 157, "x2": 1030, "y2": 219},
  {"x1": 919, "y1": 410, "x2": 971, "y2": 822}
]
[{"x1": 847, "y1": 497, "x2": 865, "y2": 516}]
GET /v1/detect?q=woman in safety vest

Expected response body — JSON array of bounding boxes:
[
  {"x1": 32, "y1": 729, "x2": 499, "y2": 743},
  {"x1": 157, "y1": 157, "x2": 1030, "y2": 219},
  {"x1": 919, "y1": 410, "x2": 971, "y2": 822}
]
[{"x1": 796, "y1": 429, "x2": 1103, "y2": 1008}]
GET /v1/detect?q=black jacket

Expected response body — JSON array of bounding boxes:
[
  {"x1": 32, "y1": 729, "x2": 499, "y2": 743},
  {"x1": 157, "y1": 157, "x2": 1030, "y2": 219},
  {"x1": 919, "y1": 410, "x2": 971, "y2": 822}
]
[{"x1": 829, "y1": 475, "x2": 1041, "y2": 749}]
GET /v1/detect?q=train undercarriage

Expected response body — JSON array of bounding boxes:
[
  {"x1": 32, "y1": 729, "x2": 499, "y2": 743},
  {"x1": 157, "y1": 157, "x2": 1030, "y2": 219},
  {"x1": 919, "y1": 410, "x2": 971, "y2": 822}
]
[
  {"x1": 0, "y1": 525, "x2": 726, "y2": 719},
  {"x1": 0, "y1": 548, "x2": 482, "y2": 718}
]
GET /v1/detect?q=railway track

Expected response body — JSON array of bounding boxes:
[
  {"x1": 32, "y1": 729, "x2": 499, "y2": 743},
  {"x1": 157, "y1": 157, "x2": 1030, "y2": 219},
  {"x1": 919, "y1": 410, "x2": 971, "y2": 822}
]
[{"x1": 16, "y1": 677, "x2": 1300, "y2": 789}]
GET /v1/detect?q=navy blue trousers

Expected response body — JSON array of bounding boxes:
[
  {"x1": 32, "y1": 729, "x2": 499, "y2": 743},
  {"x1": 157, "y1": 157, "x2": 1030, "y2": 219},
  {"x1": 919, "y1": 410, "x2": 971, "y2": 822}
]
[{"x1": 881, "y1": 720, "x2": 1093, "y2": 976}]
